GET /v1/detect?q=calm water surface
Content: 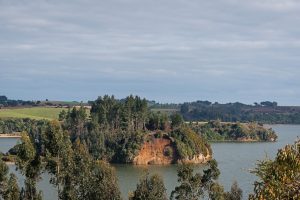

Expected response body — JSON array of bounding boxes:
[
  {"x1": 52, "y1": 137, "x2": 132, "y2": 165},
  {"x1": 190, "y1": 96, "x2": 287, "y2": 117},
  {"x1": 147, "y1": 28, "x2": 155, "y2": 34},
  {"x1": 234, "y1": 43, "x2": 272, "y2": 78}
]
[{"x1": 1, "y1": 125, "x2": 299, "y2": 200}]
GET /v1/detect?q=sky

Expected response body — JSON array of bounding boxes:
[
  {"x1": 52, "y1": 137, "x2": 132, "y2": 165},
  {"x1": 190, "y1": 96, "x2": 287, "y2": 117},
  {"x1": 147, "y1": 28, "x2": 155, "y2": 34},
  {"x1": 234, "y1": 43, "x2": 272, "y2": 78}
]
[{"x1": 1, "y1": 0, "x2": 300, "y2": 105}]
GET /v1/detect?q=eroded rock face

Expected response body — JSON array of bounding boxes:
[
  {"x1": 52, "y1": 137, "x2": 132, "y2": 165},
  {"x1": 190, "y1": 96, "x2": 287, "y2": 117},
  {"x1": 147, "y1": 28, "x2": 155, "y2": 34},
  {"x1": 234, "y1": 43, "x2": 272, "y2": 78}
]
[
  {"x1": 133, "y1": 136, "x2": 211, "y2": 165},
  {"x1": 133, "y1": 137, "x2": 175, "y2": 165}
]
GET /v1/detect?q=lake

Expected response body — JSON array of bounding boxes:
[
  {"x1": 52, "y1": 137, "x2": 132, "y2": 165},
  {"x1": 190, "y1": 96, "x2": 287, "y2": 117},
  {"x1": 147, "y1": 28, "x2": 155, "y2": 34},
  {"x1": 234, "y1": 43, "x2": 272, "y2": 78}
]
[{"x1": 1, "y1": 125, "x2": 299, "y2": 200}]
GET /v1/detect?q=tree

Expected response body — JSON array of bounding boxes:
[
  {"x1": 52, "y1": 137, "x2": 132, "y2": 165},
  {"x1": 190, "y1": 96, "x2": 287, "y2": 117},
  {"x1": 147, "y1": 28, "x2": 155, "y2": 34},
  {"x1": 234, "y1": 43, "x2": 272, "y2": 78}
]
[
  {"x1": 0, "y1": 155, "x2": 9, "y2": 198},
  {"x1": 171, "y1": 113, "x2": 183, "y2": 129},
  {"x1": 58, "y1": 110, "x2": 67, "y2": 121},
  {"x1": 86, "y1": 161, "x2": 121, "y2": 200},
  {"x1": 16, "y1": 132, "x2": 43, "y2": 200},
  {"x1": 170, "y1": 160, "x2": 240, "y2": 200},
  {"x1": 3, "y1": 174, "x2": 20, "y2": 200},
  {"x1": 170, "y1": 164, "x2": 205, "y2": 200},
  {"x1": 1, "y1": 155, "x2": 21, "y2": 200},
  {"x1": 71, "y1": 139, "x2": 121, "y2": 200},
  {"x1": 249, "y1": 139, "x2": 300, "y2": 199},
  {"x1": 130, "y1": 172, "x2": 167, "y2": 200},
  {"x1": 224, "y1": 181, "x2": 242, "y2": 200},
  {"x1": 208, "y1": 182, "x2": 225, "y2": 200},
  {"x1": 43, "y1": 120, "x2": 76, "y2": 200}
]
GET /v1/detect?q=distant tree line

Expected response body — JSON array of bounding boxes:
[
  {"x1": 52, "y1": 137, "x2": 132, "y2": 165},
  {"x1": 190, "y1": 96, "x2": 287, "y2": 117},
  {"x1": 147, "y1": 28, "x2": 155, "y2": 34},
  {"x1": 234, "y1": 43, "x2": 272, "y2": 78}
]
[
  {"x1": 0, "y1": 118, "x2": 49, "y2": 134},
  {"x1": 0, "y1": 96, "x2": 37, "y2": 108},
  {"x1": 179, "y1": 100, "x2": 300, "y2": 124},
  {"x1": 0, "y1": 95, "x2": 82, "y2": 108},
  {"x1": 189, "y1": 120, "x2": 277, "y2": 142}
]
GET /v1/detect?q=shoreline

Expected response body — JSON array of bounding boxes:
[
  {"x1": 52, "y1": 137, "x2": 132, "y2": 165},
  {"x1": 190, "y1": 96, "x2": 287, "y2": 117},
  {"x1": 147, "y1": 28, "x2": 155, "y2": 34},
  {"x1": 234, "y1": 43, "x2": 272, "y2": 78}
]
[
  {"x1": 0, "y1": 134, "x2": 21, "y2": 138},
  {"x1": 4, "y1": 161, "x2": 15, "y2": 165},
  {"x1": 209, "y1": 140, "x2": 276, "y2": 143}
]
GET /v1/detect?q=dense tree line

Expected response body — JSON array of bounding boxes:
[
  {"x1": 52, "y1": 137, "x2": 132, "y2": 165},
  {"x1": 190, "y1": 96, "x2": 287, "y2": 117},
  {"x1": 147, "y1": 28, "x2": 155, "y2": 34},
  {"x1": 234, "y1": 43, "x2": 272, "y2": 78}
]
[
  {"x1": 0, "y1": 119, "x2": 49, "y2": 134},
  {"x1": 0, "y1": 96, "x2": 37, "y2": 108},
  {"x1": 190, "y1": 121, "x2": 277, "y2": 142},
  {"x1": 179, "y1": 101, "x2": 300, "y2": 124}
]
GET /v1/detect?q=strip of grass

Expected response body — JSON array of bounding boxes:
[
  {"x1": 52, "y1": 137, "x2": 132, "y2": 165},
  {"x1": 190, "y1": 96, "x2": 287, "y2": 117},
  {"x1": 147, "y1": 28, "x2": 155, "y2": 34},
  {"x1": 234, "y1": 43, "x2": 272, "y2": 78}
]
[{"x1": 0, "y1": 107, "x2": 67, "y2": 120}]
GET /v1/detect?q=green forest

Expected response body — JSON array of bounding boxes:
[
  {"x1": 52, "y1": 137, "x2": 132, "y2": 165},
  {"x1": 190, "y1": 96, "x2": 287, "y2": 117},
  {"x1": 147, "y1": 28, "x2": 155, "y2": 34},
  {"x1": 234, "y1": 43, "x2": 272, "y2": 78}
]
[
  {"x1": 178, "y1": 101, "x2": 300, "y2": 124},
  {"x1": 189, "y1": 121, "x2": 277, "y2": 142}
]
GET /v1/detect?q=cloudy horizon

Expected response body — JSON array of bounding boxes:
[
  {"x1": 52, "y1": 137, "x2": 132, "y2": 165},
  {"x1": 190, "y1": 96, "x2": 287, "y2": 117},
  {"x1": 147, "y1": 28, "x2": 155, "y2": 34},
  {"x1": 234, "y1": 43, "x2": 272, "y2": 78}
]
[{"x1": 1, "y1": 0, "x2": 300, "y2": 105}]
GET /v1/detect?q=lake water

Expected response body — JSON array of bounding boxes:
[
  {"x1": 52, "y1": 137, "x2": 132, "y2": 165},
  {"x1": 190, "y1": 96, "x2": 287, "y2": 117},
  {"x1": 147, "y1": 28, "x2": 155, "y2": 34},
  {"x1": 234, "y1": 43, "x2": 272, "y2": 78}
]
[{"x1": 1, "y1": 125, "x2": 300, "y2": 200}]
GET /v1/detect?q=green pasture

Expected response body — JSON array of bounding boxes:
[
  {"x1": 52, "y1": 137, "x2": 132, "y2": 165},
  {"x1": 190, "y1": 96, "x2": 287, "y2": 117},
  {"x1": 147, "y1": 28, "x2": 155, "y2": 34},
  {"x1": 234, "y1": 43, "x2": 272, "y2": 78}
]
[{"x1": 0, "y1": 107, "x2": 67, "y2": 120}]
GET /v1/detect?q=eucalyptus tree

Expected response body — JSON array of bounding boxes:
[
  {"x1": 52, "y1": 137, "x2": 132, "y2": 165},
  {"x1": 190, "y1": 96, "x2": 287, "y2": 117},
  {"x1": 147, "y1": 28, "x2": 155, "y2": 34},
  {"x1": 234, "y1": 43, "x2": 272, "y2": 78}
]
[
  {"x1": 16, "y1": 132, "x2": 43, "y2": 200},
  {"x1": 3, "y1": 174, "x2": 20, "y2": 200},
  {"x1": 0, "y1": 155, "x2": 9, "y2": 198},
  {"x1": 42, "y1": 120, "x2": 75, "y2": 200},
  {"x1": 130, "y1": 172, "x2": 167, "y2": 200},
  {"x1": 71, "y1": 139, "x2": 121, "y2": 200},
  {"x1": 249, "y1": 139, "x2": 300, "y2": 199},
  {"x1": 170, "y1": 160, "x2": 242, "y2": 200}
]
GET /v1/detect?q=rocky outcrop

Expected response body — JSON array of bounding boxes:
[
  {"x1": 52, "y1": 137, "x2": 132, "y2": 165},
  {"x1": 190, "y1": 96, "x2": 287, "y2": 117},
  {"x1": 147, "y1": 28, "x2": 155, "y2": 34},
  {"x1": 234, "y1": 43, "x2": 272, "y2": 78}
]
[
  {"x1": 178, "y1": 153, "x2": 211, "y2": 164},
  {"x1": 133, "y1": 137, "x2": 175, "y2": 165},
  {"x1": 133, "y1": 134, "x2": 211, "y2": 165}
]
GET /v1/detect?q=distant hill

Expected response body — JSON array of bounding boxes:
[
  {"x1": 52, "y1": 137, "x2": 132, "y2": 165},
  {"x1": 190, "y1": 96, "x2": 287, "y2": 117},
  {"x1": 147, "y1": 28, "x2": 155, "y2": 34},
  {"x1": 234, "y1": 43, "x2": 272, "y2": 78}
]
[
  {"x1": 150, "y1": 100, "x2": 300, "y2": 124},
  {"x1": 0, "y1": 95, "x2": 83, "y2": 108},
  {"x1": 2, "y1": 95, "x2": 300, "y2": 124}
]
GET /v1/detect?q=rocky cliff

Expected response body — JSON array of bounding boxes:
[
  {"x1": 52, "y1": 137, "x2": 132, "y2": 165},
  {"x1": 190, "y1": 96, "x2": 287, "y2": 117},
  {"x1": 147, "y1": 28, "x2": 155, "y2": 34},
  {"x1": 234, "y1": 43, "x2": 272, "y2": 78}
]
[{"x1": 133, "y1": 134, "x2": 211, "y2": 165}]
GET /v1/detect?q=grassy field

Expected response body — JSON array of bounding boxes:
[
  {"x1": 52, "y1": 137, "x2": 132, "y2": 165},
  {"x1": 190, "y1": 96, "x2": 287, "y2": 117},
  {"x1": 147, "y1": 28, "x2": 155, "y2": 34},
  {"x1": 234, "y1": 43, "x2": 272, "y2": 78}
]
[{"x1": 0, "y1": 107, "x2": 67, "y2": 120}]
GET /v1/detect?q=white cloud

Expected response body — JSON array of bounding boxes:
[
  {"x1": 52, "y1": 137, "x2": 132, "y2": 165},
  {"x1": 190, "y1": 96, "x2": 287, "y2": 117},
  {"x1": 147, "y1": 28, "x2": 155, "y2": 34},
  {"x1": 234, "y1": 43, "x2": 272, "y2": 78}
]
[{"x1": 0, "y1": 0, "x2": 300, "y2": 104}]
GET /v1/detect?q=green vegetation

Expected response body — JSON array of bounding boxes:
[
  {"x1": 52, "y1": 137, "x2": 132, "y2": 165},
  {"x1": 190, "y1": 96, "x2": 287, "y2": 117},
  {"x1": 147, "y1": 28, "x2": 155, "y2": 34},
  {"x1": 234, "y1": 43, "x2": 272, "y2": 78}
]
[
  {"x1": 0, "y1": 95, "x2": 37, "y2": 108},
  {"x1": 129, "y1": 173, "x2": 167, "y2": 200},
  {"x1": 7, "y1": 122, "x2": 121, "y2": 200},
  {"x1": 0, "y1": 95, "x2": 82, "y2": 108},
  {"x1": 249, "y1": 139, "x2": 300, "y2": 199},
  {"x1": 170, "y1": 160, "x2": 243, "y2": 200},
  {"x1": 0, "y1": 155, "x2": 21, "y2": 200},
  {"x1": 180, "y1": 101, "x2": 300, "y2": 124},
  {"x1": 170, "y1": 127, "x2": 211, "y2": 159},
  {"x1": 0, "y1": 107, "x2": 66, "y2": 120},
  {"x1": 61, "y1": 95, "x2": 210, "y2": 163},
  {"x1": 0, "y1": 118, "x2": 49, "y2": 134},
  {"x1": 1, "y1": 95, "x2": 211, "y2": 164},
  {"x1": 190, "y1": 120, "x2": 277, "y2": 142}
]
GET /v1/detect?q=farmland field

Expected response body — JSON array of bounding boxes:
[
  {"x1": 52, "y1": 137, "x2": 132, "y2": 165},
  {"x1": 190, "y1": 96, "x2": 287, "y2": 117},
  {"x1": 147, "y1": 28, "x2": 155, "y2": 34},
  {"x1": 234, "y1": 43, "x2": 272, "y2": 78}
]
[{"x1": 0, "y1": 107, "x2": 67, "y2": 120}]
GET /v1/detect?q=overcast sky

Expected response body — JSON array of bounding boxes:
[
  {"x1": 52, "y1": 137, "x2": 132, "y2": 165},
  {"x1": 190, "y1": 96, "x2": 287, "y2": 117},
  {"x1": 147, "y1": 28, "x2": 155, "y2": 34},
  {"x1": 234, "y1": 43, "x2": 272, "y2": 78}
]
[{"x1": 1, "y1": 0, "x2": 300, "y2": 105}]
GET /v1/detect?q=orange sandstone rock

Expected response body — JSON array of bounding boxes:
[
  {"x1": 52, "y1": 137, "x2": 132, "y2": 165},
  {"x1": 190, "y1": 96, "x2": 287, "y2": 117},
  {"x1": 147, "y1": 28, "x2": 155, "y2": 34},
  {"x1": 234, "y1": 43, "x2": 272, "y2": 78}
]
[{"x1": 133, "y1": 135, "x2": 211, "y2": 165}]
